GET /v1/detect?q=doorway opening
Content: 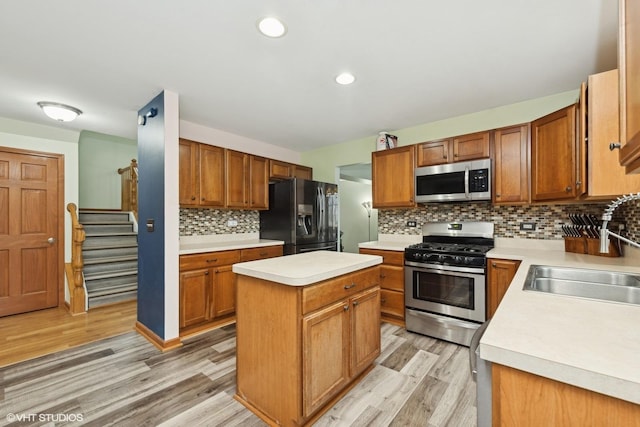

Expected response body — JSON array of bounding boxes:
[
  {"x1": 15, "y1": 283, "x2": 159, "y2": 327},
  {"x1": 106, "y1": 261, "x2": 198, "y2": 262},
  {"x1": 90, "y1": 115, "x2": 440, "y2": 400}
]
[{"x1": 337, "y1": 163, "x2": 378, "y2": 253}]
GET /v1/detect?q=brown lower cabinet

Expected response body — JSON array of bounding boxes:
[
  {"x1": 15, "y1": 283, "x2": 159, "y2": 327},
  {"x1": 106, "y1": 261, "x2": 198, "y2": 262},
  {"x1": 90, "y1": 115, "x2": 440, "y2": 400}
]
[
  {"x1": 235, "y1": 266, "x2": 381, "y2": 426},
  {"x1": 359, "y1": 248, "x2": 405, "y2": 325},
  {"x1": 178, "y1": 245, "x2": 283, "y2": 335},
  {"x1": 492, "y1": 364, "x2": 640, "y2": 426},
  {"x1": 487, "y1": 258, "x2": 521, "y2": 319}
]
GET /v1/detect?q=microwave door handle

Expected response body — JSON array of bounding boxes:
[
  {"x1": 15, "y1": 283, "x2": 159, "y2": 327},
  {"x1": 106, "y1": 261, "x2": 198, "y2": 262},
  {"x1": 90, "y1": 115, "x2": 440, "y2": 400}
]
[{"x1": 464, "y1": 167, "x2": 470, "y2": 199}]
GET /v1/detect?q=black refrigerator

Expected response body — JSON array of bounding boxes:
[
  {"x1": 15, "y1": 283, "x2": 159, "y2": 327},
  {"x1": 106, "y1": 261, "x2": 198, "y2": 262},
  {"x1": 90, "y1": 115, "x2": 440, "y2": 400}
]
[{"x1": 260, "y1": 178, "x2": 339, "y2": 255}]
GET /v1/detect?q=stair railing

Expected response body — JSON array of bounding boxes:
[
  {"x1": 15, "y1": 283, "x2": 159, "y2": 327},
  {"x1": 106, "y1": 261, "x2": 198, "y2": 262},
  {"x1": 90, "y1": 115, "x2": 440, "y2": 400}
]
[
  {"x1": 118, "y1": 159, "x2": 138, "y2": 220},
  {"x1": 66, "y1": 203, "x2": 87, "y2": 315}
]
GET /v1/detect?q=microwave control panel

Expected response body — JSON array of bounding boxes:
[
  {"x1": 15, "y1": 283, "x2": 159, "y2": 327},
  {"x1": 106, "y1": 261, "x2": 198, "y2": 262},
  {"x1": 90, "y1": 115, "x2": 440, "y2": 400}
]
[{"x1": 469, "y1": 169, "x2": 489, "y2": 192}]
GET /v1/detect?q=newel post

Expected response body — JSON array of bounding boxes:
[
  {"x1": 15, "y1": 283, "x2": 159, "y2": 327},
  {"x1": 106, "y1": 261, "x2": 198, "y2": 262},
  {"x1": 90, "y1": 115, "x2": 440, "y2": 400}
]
[{"x1": 66, "y1": 203, "x2": 87, "y2": 314}]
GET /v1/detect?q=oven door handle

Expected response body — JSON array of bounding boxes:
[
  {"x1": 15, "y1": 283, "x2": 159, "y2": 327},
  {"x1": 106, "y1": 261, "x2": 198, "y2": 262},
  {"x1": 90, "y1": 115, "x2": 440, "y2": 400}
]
[{"x1": 464, "y1": 166, "x2": 470, "y2": 199}]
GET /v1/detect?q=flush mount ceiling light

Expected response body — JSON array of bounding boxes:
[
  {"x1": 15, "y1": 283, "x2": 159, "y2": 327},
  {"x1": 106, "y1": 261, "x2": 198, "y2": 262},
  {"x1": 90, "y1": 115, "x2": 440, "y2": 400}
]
[
  {"x1": 37, "y1": 101, "x2": 82, "y2": 122},
  {"x1": 257, "y1": 16, "x2": 287, "y2": 38},
  {"x1": 335, "y1": 72, "x2": 356, "y2": 85}
]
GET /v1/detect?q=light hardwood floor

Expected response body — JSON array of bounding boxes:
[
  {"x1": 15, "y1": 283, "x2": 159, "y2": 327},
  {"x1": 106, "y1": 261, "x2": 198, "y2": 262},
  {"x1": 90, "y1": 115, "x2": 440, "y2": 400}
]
[
  {"x1": 0, "y1": 308, "x2": 477, "y2": 426},
  {"x1": 0, "y1": 301, "x2": 136, "y2": 367}
]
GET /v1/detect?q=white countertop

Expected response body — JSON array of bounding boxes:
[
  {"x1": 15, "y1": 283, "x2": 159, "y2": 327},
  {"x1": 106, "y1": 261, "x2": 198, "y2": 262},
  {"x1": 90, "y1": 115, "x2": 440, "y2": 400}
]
[
  {"x1": 179, "y1": 233, "x2": 284, "y2": 255},
  {"x1": 232, "y1": 251, "x2": 383, "y2": 286},
  {"x1": 358, "y1": 234, "x2": 421, "y2": 252},
  {"x1": 482, "y1": 239, "x2": 640, "y2": 404}
]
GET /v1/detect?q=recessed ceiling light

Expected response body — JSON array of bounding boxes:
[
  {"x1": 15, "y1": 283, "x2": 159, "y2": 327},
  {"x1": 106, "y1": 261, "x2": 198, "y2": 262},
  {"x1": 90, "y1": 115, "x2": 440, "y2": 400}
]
[
  {"x1": 257, "y1": 17, "x2": 287, "y2": 38},
  {"x1": 37, "y1": 101, "x2": 82, "y2": 122},
  {"x1": 335, "y1": 72, "x2": 356, "y2": 85}
]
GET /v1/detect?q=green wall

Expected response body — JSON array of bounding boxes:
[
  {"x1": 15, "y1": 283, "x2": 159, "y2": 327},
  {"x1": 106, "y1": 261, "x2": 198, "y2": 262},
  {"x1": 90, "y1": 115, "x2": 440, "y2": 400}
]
[
  {"x1": 78, "y1": 130, "x2": 137, "y2": 209},
  {"x1": 302, "y1": 90, "x2": 579, "y2": 183}
]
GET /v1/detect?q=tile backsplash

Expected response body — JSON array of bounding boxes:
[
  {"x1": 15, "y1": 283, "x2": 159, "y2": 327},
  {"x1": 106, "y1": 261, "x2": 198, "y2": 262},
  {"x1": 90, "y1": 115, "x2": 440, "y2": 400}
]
[
  {"x1": 179, "y1": 208, "x2": 258, "y2": 236},
  {"x1": 378, "y1": 201, "x2": 640, "y2": 243},
  {"x1": 180, "y1": 200, "x2": 640, "y2": 244}
]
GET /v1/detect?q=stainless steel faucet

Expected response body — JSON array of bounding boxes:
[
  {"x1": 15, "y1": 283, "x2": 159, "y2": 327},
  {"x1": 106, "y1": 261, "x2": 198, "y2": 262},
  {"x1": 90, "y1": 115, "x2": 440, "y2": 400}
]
[{"x1": 600, "y1": 192, "x2": 640, "y2": 253}]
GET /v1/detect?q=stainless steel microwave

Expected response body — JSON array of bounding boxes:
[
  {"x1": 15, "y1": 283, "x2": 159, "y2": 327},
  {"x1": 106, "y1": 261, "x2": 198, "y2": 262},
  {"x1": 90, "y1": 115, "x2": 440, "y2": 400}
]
[{"x1": 415, "y1": 158, "x2": 491, "y2": 203}]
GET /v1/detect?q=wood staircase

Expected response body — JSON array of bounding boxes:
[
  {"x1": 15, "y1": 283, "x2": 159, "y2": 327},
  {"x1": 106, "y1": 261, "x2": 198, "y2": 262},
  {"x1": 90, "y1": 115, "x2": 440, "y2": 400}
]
[{"x1": 79, "y1": 210, "x2": 138, "y2": 308}]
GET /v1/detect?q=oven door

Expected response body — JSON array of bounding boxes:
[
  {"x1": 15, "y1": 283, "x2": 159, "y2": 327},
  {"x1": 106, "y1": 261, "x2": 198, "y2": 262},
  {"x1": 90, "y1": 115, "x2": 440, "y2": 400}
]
[{"x1": 405, "y1": 262, "x2": 486, "y2": 323}]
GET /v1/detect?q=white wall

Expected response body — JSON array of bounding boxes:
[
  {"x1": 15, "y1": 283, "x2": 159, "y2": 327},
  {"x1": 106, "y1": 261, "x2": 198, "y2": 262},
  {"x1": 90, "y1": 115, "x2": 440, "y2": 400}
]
[
  {"x1": 339, "y1": 179, "x2": 378, "y2": 253},
  {"x1": 0, "y1": 117, "x2": 80, "y2": 302},
  {"x1": 180, "y1": 119, "x2": 303, "y2": 164}
]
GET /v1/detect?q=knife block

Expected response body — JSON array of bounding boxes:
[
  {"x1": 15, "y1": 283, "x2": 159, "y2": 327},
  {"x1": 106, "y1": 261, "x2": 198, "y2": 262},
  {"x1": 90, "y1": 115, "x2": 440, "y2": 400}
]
[{"x1": 564, "y1": 236, "x2": 620, "y2": 257}]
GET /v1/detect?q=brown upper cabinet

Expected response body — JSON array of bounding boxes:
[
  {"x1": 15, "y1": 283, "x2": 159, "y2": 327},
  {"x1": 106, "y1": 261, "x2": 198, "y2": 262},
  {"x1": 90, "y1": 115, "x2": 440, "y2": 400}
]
[
  {"x1": 618, "y1": 0, "x2": 640, "y2": 173},
  {"x1": 416, "y1": 138, "x2": 451, "y2": 166},
  {"x1": 530, "y1": 104, "x2": 581, "y2": 201},
  {"x1": 416, "y1": 131, "x2": 490, "y2": 167},
  {"x1": 269, "y1": 159, "x2": 313, "y2": 181},
  {"x1": 179, "y1": 138, "x2": 225, "y2": 207},
  {"x1": 372, "y1": 145, "x2": 416, "y2": 208},
  {"x1": 492, "y1": 124, "x2": 530, "y2": 204},
  {"x1": 581, "y1": 69, "x2": 640, "y2": 198},
  {"x1": 225, "y1": 150, "x2": 269, "y2": 210}
]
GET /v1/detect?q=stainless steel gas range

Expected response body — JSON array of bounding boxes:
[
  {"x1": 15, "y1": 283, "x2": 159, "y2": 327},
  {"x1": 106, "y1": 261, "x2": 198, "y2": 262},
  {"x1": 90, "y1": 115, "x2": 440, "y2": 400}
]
[{"x1": 404, "y1": 222, "x2": 494, "y2": 346}]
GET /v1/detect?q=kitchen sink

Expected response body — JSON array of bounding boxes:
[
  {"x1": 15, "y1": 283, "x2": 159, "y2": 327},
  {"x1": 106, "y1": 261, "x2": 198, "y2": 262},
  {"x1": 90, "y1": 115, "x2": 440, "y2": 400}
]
[{"x1": 523, "y1": 265, "x2": 640, "y2": 306}]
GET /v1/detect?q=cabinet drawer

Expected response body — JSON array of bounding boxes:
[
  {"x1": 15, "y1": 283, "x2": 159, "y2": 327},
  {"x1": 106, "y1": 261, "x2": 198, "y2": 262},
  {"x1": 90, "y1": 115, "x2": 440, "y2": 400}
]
[
  {"x1": 302, "y1": 267, "x2": 380, "y2": 314},
  {"x1": 380, "y1": 265, "x2": 404, "y2": 291},
  {"x1": 240, "y1": 245, "x2": 283, "y2": 262},
  {"x1": 380, "y1": 289, "x2": 404, "y2": 320},
  {"x1": 359, "y1": 248, "x2": 404, "y2": 266},
  {"x1": 179, "y1": 250, "x2": 240, "y2": 270}
]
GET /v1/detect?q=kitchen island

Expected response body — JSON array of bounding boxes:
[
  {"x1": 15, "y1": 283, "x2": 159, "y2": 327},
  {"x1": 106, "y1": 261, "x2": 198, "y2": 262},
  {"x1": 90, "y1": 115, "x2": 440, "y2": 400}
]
[
  {"x1": 482, "y1": 240, "x2": 640, "y2": 425},
  {"x1": 232, "y1": 251, "x2": 382, "y2": 427}
]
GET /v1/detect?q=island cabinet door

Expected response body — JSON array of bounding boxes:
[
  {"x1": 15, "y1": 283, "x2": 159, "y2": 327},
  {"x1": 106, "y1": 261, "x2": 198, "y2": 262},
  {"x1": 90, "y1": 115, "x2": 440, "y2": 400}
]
[
  {"x1": 350, "y1": 287, "x2": 381, "y2": 376},
  {"x1": 302, "y1": 300, "x2": 350, "y2": 418}
]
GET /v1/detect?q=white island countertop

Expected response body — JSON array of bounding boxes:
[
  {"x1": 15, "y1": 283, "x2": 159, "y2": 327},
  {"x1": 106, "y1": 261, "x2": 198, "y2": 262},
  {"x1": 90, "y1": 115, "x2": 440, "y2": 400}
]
[
  {"x1": 482, "y1": 239, "x2": 640, "y2": 404},
  {"x1": 232, "y1": 251, "x2": 382, "y2": 286}
]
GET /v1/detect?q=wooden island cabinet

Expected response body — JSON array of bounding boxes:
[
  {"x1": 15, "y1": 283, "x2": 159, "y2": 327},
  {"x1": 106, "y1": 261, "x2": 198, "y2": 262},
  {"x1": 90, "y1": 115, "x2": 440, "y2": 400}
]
[{"x1": 233, "y1": 252, "x2": 382, "y2": 427}]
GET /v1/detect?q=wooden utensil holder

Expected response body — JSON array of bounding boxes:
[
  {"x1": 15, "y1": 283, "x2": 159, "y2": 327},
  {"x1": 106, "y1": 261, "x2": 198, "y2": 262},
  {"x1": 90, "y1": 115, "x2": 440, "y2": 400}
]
[{"x1": 564, "y1": 236, "x2": 620, "y2": 257}]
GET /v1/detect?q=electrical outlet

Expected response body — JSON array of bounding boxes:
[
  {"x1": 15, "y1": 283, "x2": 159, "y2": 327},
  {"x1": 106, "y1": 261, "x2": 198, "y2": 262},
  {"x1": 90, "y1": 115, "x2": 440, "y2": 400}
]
[
  {"x1": 407, "y1": 221, "x2": 417, "y2": 227},
  {"x1": 520, "y1": 222, "x2": 536, "y2": 231},
  {"x1": 227, "y1": 219, "x2": 238, "y2": 227}
]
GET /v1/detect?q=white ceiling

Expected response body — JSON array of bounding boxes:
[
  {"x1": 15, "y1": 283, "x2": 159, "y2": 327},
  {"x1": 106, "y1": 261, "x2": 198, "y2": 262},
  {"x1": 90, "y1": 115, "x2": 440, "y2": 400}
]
[{"x1": 0, "y1": 0, "x2": 619, "y2": 152}]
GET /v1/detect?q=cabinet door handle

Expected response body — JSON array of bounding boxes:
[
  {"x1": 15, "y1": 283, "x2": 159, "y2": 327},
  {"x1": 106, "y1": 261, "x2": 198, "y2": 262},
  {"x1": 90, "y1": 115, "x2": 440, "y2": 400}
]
[
  {"x1": 609, "y1": 142, "x2": 622, "y2": 150},
  {"x1": 381, "y1": 298, "x2": 386, "y2": 304},
  {"x1": 343, "y1": 305, "x2": 349, "y2": 311},
  {"x1": 259, "y1": 252, "x2": 268, "y2": 256},
  {"x1": 353, "y1": 301, "x2": 359, "y2": 306},
  {"x1": 495, "y1": 193, "x2": 501, "y2": 198},
  {"x1": 491, "y1": 263, "x2": 497, "y2": 268},
  {"x1": 344, "y1": 283, "x2": 355, "y2": 290},
  {"x1": 380, "y1": 274, "x2": 386, "y2": 279},
  {"x1": 205, "y1": 271, "x2": 210, "y2": 275},
  {"x1": 191, "y1": 196, "x2": 196, "y2": 201},
  {"x1": 206, "y1": 259, "x2": 218, "y2": 263},
  {"x1": 565, "y1": 186, "x2": 572, "y2": 192}
]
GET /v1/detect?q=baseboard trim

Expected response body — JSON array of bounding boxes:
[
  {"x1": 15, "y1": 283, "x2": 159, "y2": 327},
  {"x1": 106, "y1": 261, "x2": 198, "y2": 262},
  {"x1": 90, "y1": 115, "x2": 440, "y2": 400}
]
[{"x1": 135, "y1": 321, "x2": 182, "y2": 352}]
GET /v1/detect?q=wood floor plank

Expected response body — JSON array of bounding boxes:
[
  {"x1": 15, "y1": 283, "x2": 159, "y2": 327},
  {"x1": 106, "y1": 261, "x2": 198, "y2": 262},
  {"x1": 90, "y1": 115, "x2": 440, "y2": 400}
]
[
  {"x1": 82, "y1": 373, "x2": 224, "y2": 427},
  {"x1": 390, "y1": 375, "x2": 449, "y2": 427},
  {"x1": 0, "y1": 301, "x2": 136, "y2": 368}
]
